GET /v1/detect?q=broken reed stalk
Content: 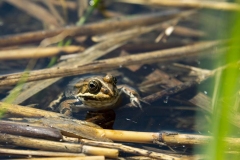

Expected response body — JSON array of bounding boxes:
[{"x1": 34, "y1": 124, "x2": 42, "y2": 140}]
[
  {"x1": 0, "y1": 10, "x2": 180, "y2": 47},
  {"x1": 117, "y1": 0, "x2": 240, "y2": 11},
  {"x1": 80, "y1": 139, "x2": 180, "y2": 160},
  {"x1": 0, "y1": 46, "x2": 84, "y2": 60},
  {"x1": 0, "y1": 148, "x2": 86, "y2": 157},
  {"x1": 0, "y1": 133, "x2": 118, "y2": 158},
  {"x1": 0, "y1": 40, "x2": 222, "y2": 86}
]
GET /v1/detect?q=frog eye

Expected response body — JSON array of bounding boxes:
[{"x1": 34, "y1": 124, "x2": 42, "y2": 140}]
[{"x1": 88, "y1": 79, "x2": 101, "y2": 93}]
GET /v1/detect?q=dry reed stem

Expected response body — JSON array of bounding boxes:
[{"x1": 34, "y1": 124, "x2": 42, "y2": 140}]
[
  {"x1": 139, "y1": 69, "x2": 182, "y2": 92},
  {"x1": 43, "y1": 0, "x2": 65, "y2": 25},
  {"x1": 37, "y1": 117, "x2": 111, "y2": 142},
  {"x1": 98, "y1": 130, "x2": 240, "y2": 148},
  {"x1": 51, "y1": 123, "x2": 240, "y2": 149},
  {"x1": 39, "y1": 11, "x2": 192, "y2": 47},
  {"x1": 173, "y1": 25, "x2": 206, "y2": 37},
  {"x1": 12, "y1": 157, "x2": 104, "y2": 160},
  {"x1": 41, "y1": 10, "x2": 195, "y2": 47},
  {"x1": 117, "y1": 0, "x2": 240, "y2": 11},
  {"x1": 0, "y1": 133, "x2": 118, "y2": 158},
  {"x1": 160, "y1": 132, "x2": 240, "y2": 148},
  {"x1": 92, "y1": 25, "x2": 205, "y2": 42},
  {"x1": 0, "y1": 102, "x2": 110, "y2": 141},
  {"x1": 0, "y1": 40, "x2": 221, "y2": 86},
  {"x1": 5, "y1": 0, "x2": 60, "y2": 27},
  {"x1": 0, "y1": 102, "x2": 65, "y2": 118},
  {"x1": 0, "y1": 120, "x2": 62, "y2": 140},
  {"x1": 77, "y1": 0, "x2": 88, "y2": 18},
  {"x1": 126, "y1": 155, "x2": 205, "y2": 160},
  {"x1": 3, "y1": 115, "x2": 240, "y2": 149},
  {"x1": 18, "y1": 117, "x2": 158, "y2": 143},
  {"x1": 121, "y1": 40, "x2": 191, "y2": 53},
  {"x1": 95, "y1": 129, "x2": 159, "y2": 143},
  {"x1": 80, "y1": 139, "x2": 180, "y2": 160},
  {"x1": 0, "y1": 46, "x2": 84, "y2": 60},
  {"x1": 26, "y1": 117, "x2": 158, "y2": 143},
  {"x1": 160, "y1": 132, "x2": 210, "y2": 146},
  {"x1": 46, "y1": 0, "x2": 77, "y2": 10},
  {"x1": 0, "y1": 147, "x2": 86, "y2": 157},
  {"x1": 173, "y1": 63, "x2": 212, "y2": 81},
  {"x1": 0, "y1": 10, "x2": 180, "y2": 47},
  {"x1": 120, "y1": 156, "x2": 154, "y2": 160}
]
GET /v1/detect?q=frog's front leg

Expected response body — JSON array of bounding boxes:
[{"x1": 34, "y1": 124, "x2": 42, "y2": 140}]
[
  {"x1": 59, "y1": 99, "x2": 94, "y2": 116},
  {"x1": 58, "y1": 99, "x2": 77, "y2": 116},
  {"x1": 118, "y1": 85, "x2": 143, "y2": 110}
]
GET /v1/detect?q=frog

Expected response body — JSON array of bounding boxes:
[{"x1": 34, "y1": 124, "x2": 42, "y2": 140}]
[{"x1": 53, "y1": 74, "x2": 144, "y2": 116}]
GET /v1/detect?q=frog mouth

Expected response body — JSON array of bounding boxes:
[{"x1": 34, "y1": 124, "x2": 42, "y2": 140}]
[
  {"x1": 83, "y1": 96, "x2": 120, "y2": 108},
  {"x1": 75, "y1": 94, "x2": 113, "y2": 101},
  {"x1": 84, "y1": 96, "x2": 117, "y2": 102},
  {"x1": 83, "y1": 96, "x2": 105, "y2": 101}
]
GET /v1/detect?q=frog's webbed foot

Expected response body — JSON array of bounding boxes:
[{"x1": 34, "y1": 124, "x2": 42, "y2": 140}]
[{"x1": 119, "y1": 85, "x2": 143, "y2": 110}]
